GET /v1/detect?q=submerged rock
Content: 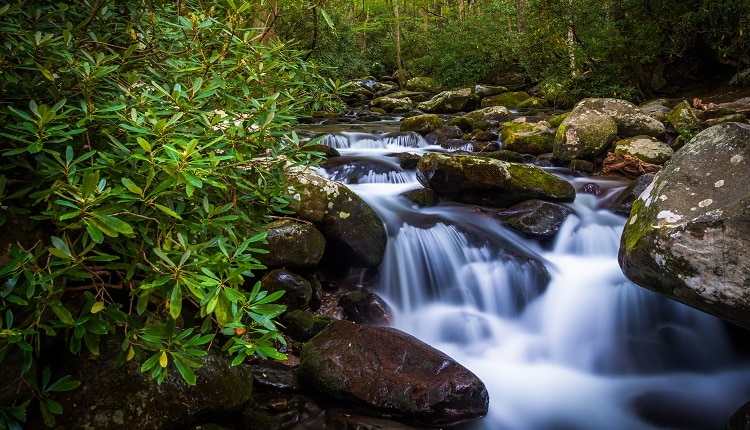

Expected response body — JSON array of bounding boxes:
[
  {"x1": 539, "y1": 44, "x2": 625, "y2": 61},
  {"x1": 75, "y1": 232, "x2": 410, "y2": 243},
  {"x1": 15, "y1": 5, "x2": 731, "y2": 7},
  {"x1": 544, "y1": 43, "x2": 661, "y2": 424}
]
[
  {"x1": 619, "y1": 122, "x2": 750, "y2": 329},
  {"x1": 416, "y1": 152, "x2": 575, "y2": 207},
  {"x1": 496, "y1": 199, "x2": 573, "y2": 237},
  {"x1": 299, "y1": 320, "x2": 489, "y2": 426}
]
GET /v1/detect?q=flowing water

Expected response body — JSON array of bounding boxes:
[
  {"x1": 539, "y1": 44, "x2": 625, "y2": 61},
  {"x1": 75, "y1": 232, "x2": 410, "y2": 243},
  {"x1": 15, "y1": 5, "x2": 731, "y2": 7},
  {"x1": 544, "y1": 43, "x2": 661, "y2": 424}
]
[{"x1": 310, "y1": 128, "x2": 750, "y2": 429}]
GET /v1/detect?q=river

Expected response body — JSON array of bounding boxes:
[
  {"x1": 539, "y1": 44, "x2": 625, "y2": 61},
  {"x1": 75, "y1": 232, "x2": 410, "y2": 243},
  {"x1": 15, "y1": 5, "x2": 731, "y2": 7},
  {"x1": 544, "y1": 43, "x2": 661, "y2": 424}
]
[{"x1": 308, "y1": 125, "x2": 750, "y2": 429}]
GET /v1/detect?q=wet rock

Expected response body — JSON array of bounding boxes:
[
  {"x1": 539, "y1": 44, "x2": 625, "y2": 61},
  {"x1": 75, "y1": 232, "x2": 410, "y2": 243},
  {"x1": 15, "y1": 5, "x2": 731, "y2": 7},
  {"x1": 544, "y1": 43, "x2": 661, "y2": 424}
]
[
  {"x1": 36, "y1": 336, "x2": 253, "y2": 430},
  {"x1": 473, "y1": 130, "x2": 498, "y2": 141},
  {"x1": 416, "y1": 88, "x2": 479, "y2": 114},
  {"x1": 258, "y1": 219, "x2": 326, "y2": 269},
  {"x1": 501, "y1": 121, "x2": 555, "y2": 155},
  {"x1": 327, "y1": 409, "x2": 416, "y2": 429},
  {"x1": 619, "y1": 122, "x2": 750, "y2": 330},
  {"x1": 496, "y1": 199, "x2": 573, "y2": 237},
  {"x1": 398, "y1": 152, "x2": 422, "y2": 170},
  {"x1": 468, "y1": 105, "x2": 512, "y2": 123},
  {"x1": 299, "y1": 320, "x2": 489, "y2": 426},
  {"x1": 281, "y1": 309, "x2": 336, "y2": 342},
  {"x1": 262, "y1": 269, "x2": 313, "y2": 311},
  {"x1": 472, "y1": 140, "x2": 500, "y2": 152},
  {"x1": 425, "y1": 125, "x2": 463, "y2": 145},
  {"x1": 339, "y1": 290, "x2": 394, "y2": 326},
  {"x1": 727, "y1": 399, "x2": 750, "y2": 430},
  {"x1": 246, "y1": 360, "x2": 302, "y2": 392},
  {"x1": 480, "y1": 91, "x2": 531, "y2": 108},
  {"x1": 401, "y1": 188, "x2": 439, "y2": 207},
  {"x1": 288, "y1": 169, "x2": 387, "y2": 267},
  {"x1": 447, "y1": 115, "x2": 474, "y2": 132},
  {"x1": 400, "y1": 114, "x2": 445, "y2": 135},
  {"x1": 417, "y1": 152, "x2": 575, "y2": 207},
  {"x1": 612, "y1": 173, "x2": 656, "y2": 216},
  {"x1": 322, "y1": 157, "x2": 407, "y2": 185},
  {"x1": 480, "y1": 149, "x2": 526, "y2": 163},
  {"x1": 614, "y1": 135, "x2": 674, "y2": 165},
  {"x1": 578, "y1": 182, "x2": 602, "y2": 195},
  {"x1": 568, "y1": 159, "x2": 594, "y2": 174}
]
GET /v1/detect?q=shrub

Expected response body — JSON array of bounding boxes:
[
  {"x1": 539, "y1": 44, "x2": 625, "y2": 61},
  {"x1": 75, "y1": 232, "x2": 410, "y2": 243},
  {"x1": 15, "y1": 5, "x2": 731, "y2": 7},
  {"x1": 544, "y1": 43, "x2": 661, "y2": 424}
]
[{"x1": 0, "y1": 1, "x2": 338, "y2": 427}]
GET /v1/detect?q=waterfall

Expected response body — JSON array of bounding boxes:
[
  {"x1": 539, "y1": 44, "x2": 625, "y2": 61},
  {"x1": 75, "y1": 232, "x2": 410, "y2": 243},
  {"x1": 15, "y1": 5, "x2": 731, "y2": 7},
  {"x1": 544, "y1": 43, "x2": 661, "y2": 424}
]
[{"x1": 314, "y1": 130, "x2": 750, "y2": 430}]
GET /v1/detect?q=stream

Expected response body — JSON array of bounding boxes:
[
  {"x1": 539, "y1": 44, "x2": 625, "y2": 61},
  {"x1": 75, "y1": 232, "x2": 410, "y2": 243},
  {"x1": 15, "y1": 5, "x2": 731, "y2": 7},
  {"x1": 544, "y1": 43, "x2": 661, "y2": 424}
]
[{"x1": 308, "y1": 124, "x2": 750, "y2": 429}]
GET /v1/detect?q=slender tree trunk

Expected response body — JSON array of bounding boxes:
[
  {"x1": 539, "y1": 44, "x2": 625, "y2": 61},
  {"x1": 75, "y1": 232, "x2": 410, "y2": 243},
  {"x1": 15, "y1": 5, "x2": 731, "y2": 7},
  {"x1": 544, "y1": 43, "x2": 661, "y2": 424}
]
[
  {"x1": 393, "y1": 0, "x2": 406, "y2": 87},
  {"x1": 566, "y1": 0, "x2": 577, "y2": 77}
]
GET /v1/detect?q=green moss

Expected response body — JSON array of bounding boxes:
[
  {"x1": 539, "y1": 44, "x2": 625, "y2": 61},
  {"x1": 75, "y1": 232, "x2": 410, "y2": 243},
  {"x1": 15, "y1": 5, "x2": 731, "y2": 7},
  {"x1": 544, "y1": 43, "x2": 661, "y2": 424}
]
[
  {"x1": 447, "y1": 115, "x2": 474, "y2": 132},
  {"x1": 400, "y1": 114, "x2": 445, "y2": 135}
]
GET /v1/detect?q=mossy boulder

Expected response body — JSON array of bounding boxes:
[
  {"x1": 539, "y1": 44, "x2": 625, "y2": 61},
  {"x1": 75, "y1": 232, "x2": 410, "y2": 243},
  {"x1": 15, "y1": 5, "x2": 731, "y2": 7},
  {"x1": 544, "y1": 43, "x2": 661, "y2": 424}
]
[
  {"x1": 480, "y1": 91, "x2": 531, "y2": 108},
  {"x1": 501, "y1": 121, "x2": 555, "y2": 155},
  {"x1": 619, "y1": 122, "x2": 750, "y2": 330},
  {"x1": 298, "y1": 320, "x2": 489, "y2": 426},
  {"x1": 614, "y1": 135, "x2": 674, "y2": 165},
  {"x1": 553, "y1": 107, "x2": 618, "y2": 161},
  {"x1": 339, "y1": 290, "x2": 394, "y2": 326},
  {"x1": 576, "y1": 98, "x2": 666, "y2": 137},
  {"x1": 401, "y1": 187, "x2": 438, "y2": 207},
  {"x1": 468, "y1": 105, "x2": 512, "y2": 123},
  {"x1": 400, "y1": 114, "x2": 445, "y2": 135},
  {"x1": 666, "y1": 100, "x2": 700, "y2": 136},
  {"x1": 406, "y1": 76, "x2": 442, "y2": 93},
  {"x1": 258, "y1": 219, "x2": 326, "y2": 269},
  {"x1": 372, "y1": 96, "x2": 413, "y2": 113},
  {"x1": 288, "y1": 169, "x2": 387, "y2": 267},
  {"x1": 416, "y1": 152, "x2": 576, "y2": 207},
  {"x1": 475, "y1": 84, "x2": 507, "y2": 98},
  {"x1": 447, "y1": 115, "x2": 474, "y2": 132},
  {"x1": 417, "y1": 88, "x2": 479, "y2": 114}
]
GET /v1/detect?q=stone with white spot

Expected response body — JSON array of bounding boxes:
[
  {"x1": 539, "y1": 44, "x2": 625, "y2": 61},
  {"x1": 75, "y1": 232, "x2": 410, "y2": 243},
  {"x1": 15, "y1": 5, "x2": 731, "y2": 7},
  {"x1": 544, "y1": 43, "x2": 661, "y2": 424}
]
[{"x1": 619, "y1": 122, "x2": 750, "y2": 329}]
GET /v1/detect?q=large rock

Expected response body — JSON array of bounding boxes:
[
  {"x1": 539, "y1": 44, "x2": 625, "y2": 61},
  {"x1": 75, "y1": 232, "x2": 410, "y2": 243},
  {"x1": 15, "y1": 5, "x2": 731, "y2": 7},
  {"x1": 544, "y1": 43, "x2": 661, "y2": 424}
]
[
  {"x1": 613, "y1": 135, "x2": 674, "y2": 165},
  {"x1": 496, "y1": 199, "x2": 573, "y2": 237},
  {"x1": 501, "y1": 121, "x2": 555, "y2": 155},
  {"x1": 372, "y1": 96, "x2": 413, "y2": 113},
  {"x1": 666, "y1": 100, "x2": 700, "y2": 136},
  {"x1": 480, "y1": 91, "x2": 530, "y2": 108},
  {"x1": 416, "y1": 152, "x2": 576, "y2": 207},
  {"x1": 34, "y1": 336, "x2": 253, "y2": 429},
  {"x1": 406, "y1": 76, "x2": 442, "y2": 93},
  {"x1": 299, "y1": 320, "x2": 489, "y2": 426},
  {"x1": 554, "y1": 104, "x2": 618, "y2": 161},
  {"x1": 258, "y1": 219, "x2": 326, "y2": 269},
  {"x1": 554, "y1": 98, "x2": 667, "y2": 161},
  {"x1": 417, "y1": 88, "x2": 479, "y2": 114},
  {"x1": 288, "y1": 169, "x2": 387, "y2": 267},
  {"x1": 261, "y1": 269, "x2": 313, "y2": 311},
  {"x1": 400, "y1": 114, "x2": 445, "y2": 135},
  {"x1": 619, "y1": 122, "x2": 750, "y2": 329}
]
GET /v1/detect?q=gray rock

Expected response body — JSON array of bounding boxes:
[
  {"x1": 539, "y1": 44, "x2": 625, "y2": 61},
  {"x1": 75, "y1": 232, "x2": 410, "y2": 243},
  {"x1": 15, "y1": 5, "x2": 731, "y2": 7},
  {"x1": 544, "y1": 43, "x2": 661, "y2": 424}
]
[
  {"x1": 417, "y1": 88, "x2": 479, "y2": 114},
  {"x1": 619, "y1": 122, "x2": 750, "y2": 329},
  {"x1": 496, "y1": 199, "x2": 573, "y2": 237},
  {"x1": 554, "y1": 105, "x2": 618, "y2": 161},
  {"x1": 614, "y1": 135, "x2": 674, "y2": 165}
]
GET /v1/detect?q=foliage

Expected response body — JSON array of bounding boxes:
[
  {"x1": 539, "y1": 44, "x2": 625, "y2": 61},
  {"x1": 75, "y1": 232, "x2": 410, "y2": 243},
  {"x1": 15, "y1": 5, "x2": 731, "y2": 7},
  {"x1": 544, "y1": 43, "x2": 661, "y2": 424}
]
[{"x1": 0, "y1": 0, "x2": 337, "y2": 427}]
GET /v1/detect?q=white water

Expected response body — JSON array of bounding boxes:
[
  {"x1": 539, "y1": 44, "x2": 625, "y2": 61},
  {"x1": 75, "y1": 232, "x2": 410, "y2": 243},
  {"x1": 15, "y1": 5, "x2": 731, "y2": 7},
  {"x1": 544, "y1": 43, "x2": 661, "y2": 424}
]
[{"x1": 315, "y1": 131, "x2": 750, "y2": 429}]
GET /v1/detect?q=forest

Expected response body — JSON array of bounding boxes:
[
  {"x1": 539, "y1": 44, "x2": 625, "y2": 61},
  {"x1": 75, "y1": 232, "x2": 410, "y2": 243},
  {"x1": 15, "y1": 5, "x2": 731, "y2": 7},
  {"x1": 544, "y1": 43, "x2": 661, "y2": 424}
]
[{"x1": 0, "y1": 0, "x2": 749, "y2": 428}]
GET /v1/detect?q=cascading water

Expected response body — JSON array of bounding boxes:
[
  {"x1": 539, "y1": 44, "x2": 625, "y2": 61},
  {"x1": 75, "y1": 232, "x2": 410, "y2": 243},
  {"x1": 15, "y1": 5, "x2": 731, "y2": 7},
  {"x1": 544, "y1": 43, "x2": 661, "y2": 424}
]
[{"x1": 311, "y1": 129, "x2": 750, "y2": 429}]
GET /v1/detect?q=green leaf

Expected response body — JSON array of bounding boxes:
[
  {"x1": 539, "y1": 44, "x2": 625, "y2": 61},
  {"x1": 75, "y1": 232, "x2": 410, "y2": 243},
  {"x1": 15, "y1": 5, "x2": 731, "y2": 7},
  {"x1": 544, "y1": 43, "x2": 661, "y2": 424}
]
[
  {"x1": 50, "y1": 236, "x2": 72, "y2": 258},
  {"x1": 154, "y1": 203, "x2": 182, "y2": 220},
  {"x1": 121, "y1": 177, "x2": 143, "y2": 195},
  {"x1": 172, "y1": 354, "x2": 197, "y2": 385},
  {"x1": 47, "y1": 375, "x2": 81, "y2": 392},
  {"x1": 84, "y1": 219, "x2": 104, "y2": 243},
  {"x1": 49, "y1": 301, "x2": 75, "y2": 326},
  {"x1": 91, "y1": 213, "x2": 133, "y2": 235},
  {"x1": 169, "y1": 284, "x2": 182, "y2": 320}
]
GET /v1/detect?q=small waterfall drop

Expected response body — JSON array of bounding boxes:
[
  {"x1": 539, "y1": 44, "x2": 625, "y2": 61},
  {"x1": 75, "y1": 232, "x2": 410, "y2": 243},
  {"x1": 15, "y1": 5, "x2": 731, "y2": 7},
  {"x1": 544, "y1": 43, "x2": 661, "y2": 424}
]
[{"x1": 312, "y1": 130, "x2": 750, "y2": 430}]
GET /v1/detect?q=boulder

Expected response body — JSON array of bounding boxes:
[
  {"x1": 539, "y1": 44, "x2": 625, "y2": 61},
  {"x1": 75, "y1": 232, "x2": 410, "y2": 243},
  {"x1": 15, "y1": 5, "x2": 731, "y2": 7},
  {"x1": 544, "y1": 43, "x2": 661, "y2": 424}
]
[
  {"x1": 280, "y1": 309, "x2": 336, "y2": 342},
  {"x1": 400, "y1": 114, "x2": 445, "y2": 135},
  {"x1": 261, "y1": 269, "x2": 312, "y2": 311},
  {"x1": 614, "y1": 135, "x2": 674, "y2": 165},
  {"x1": 666, "y1": 100, "x2": 700, "y2": 136},
  {"x1": 417, "y1": 88, "x2": 479, "y2": 114},
  {"x1": 575, "y1": 98, "x2": 666, "y2": 138},
  {"x1": 258, "y1": 219, "x2": 326, "y2": 269},
  {"x1": 299, "y1": 320, "x2": 489, "y2": 426},
  {"x1": 496, "y1": 199, "x2": 573, "y2": 237},
  {"x1": 339, "y1": 290, "x2": 394, "y2": 326},
  {"x1": 416, "y1": 152, "x2": 576, "y2": 207},
  {"x1": 468, "y1": 105, "x2": 512, "y2": 123},
  {"x1": 619, "y1": 122, "x2": 750, "y2": 330},
  {"x1": 612, "y1": 173, "x2": 656, "y2": 217},
  {"x1": 474, "y1": 84, "x2": 507, "y2": 98},
  {"x1": 288, "y1": 169, "x2": 387, "y2": 267},
  {"x1": 405, "y1": 77, "x2": 442, "y2": 93},
  {"x1": 500, "y1": 121, "x2": 555, "y2": 155},
  {"x1": 480, "y1": 91, "x2": 531, "y2": 108},
  {"x1": 553, "y1": 106, "x2": 618, "y2": 161},
  {"x1": 33, "y1": 336, "x2": 253, "y2": 430},
  {"x1": 372, "y1": 96, "x2": 413, "y2": 113},
  {"x1": 401, "y1": 187, "x2": 438, "y2": 207}
]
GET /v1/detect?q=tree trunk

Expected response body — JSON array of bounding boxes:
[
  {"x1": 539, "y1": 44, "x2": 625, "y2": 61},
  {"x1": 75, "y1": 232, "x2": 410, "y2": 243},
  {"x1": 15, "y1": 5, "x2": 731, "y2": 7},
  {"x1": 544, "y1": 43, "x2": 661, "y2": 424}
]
[{"x1": 392, "y1": 0, "x2": 406, "y2": 87}]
